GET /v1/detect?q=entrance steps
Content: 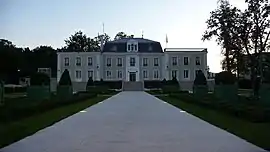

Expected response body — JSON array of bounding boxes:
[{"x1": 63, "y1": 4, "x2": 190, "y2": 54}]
[{"x1": 122, "y1": 81, "x2": 144, "y2": 91}]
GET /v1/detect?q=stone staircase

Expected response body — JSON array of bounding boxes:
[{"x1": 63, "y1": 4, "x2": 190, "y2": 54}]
[{"x1": 122, "y1": 81, "x2": 144, "y2": 91}]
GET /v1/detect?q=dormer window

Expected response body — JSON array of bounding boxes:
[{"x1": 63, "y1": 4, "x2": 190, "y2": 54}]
[
  {"x1": 127, "y1": 41, "x2": 138, "y2": 52},
  {"x1": 131, "y1": 44, "x2": 134, "y2": 51}
]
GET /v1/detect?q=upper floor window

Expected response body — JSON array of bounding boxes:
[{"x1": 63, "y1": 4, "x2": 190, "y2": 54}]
[
  {"x1": 143, "y1": 58, "x2": 148, "y2": 66},
  {"x1": 154, "y1": 58, "x2": 159, "y2": 66},
  {"x1": 64, "y1": 57, "x2": 69, "y2": 66},
  {"x1": 87, "y1": 57, "x2": 92, "y2": 66},
  {"x1": 127, "y1": 42, "x2": 138, "y2": 52},
  {"x1": 130, "y1": 57, "x2": 135, "y2": 66},
  {"x1": 154, "y1": 70, "x2": 159, "y2": 79},
  {"x1": 184, "y1": 57, "x2": 189, "y2": 65},
  {"x1": 76, "y1": 57, "x2": 81, "y2": 66},
  {"x1": 172, "y1": 57, "x2": 177, "y2": 66},
  {"x1": 117, "y1": 58, "x2": 122, "y2": 67},
  {"x1": 106, "y1": 58, "x2": 111, "y2": 67},
  {"x1": 195, "y1": 57, "x2": 201, "y2": 65}
]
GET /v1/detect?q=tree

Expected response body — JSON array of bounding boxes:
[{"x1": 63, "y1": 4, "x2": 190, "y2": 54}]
[
  {"x1": 237, "y1": 0, "x2": 270, "y2": 96},
  {"x1": 203, "y1": 0, "x2": 270, "y2": 97},
  {"x1": 114, "y1": 32, "x2": 128, "y2": 40},
  {"x1": 32, "y1": 46, "x2": 57, "y2": 77},
  {"x1": 202, "y1": 0, "x2": 240, "y2": 72},
  {"x1": 58, "y1": 69, "x2": 72, "y2": 86},
  {"x1": 64, "y1": 31, "x2": 94, "y2": 52}
]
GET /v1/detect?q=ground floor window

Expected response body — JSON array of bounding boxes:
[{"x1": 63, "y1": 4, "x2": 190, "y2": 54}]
[
  {"x1": 75, "y1": 70, "x2": 82, "y2": 81},
  {"x1": 106, "y1": 70, "x2": 112, "y2": 79},
  {"x1": 172, "y1": 70, "x2": 177, "y2": 79},
  {"x1": 143, "y1": 70, "x2": 148, "y2": 79},
  {"x1": 184, "y1": 70, "x2": 189, "y2": 79},
  {"x1": 87, "y1": 70, "x2": 94, "y2": 79},
  {"x1": 117, "y1": 70, "x2": 122, "y2": 79},
  {"x1": 153, "y1": 70, "x2": 159, "y2": 79}
]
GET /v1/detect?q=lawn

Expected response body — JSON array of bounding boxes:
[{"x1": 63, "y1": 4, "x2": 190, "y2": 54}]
[
  {"x1": 159, "y1": 96, "x2": 270, "y2": 151},
  {"x1": 0, "y1": 96, "x2": 109, "y2": 148}
]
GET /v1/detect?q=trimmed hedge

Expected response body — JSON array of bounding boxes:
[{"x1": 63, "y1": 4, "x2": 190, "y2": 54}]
[
  {"x1": 169, "y1": 93, "x2": 270, "y2": 122},
  {"x1": 4, "y1": 86, "x2": 27, "y2": 94},
  {"x1": 238, "y1": 79, "x2": 252, "y2": 89},
  {"x1": 144, "y1": 81, "x2": 163, "y2": 89},
  {"x1": 194, "y1": 70, "x2": 207, "y2": 86},
  {"x1": 93, "y1": 81, "x2": 122, "y2": 89},
  {"x1": 0, "y1": 92, "x2": 97, "y2": 123},
  {"x1": 30, "y1": 72, "x2": 50, "y2": 86},
  {"x1": 58, "y1": 69, "x2": 72, "y2": 86},
  {"x1": 215, "y1": 71, "x2": 236, "y2": 85}
]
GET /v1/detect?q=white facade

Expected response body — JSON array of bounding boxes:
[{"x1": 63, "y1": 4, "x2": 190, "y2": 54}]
[{"x1": 57, "y1": 39, "x2": 208, "y2": 91}]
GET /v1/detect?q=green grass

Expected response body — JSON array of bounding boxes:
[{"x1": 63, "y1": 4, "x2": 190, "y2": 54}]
[
  {"x1": 159, "y1": 96, "x2": 270, "y2": 151},
  {"x1": 0, "y1": 96, "x2": 109, "y2": 148}
]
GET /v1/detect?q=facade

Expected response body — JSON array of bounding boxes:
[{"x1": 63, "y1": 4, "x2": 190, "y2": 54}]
[{"x1": 57, "y1": 38, "x2": 208, "y2": 91}]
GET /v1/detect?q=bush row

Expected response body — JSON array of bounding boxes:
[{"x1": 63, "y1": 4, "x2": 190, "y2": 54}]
[
  {"x1": 0, "y1": 92, "x2": 97, "y2": 123},
  {"x1": 4, "y1": 87, "x2": 27, "y2": 94},
  {"x1": 169, "y1": 93, "x2": 270, "y2": 122}
]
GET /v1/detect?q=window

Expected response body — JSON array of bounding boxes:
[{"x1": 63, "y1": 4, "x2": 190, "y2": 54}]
[
  {"x1": 154, "y1": 58, "x2": 159, "y2": 66},
  {"x1": 172, "y1": 57, "x2": 177, "y2": 66},
  {"x1": 87, "y1": 57, "x2": 92, "y2": 66},
  {"x1": 184, "y1": 70, "x2": 189, "y2": 78},
  {"x1": 117, "y1": 58, "x2": 122, "y2": 67},
  {"x1": 117, "y1": 70, "x2": 122, "y2": 79},
  {"x1": 106, "y1": 58, "x2": 111, "y2": 67},
  {"x1": 76, "y1": 57, "x2": 81, "y2": 66},
  {"x1": 195, "y1": 57, "x2": 201, "y2": 65},
  {"x1": 184, "y1": 57, "x2": 189, "y2": 65},
  {"x1": 128, "y1": 44, "x2": 131, "y2": 51},
  {"x1": 195, "y1": 70, "x2": 200, "y2": 77},
  {"x1": 87, "y1": 70, "x2": 93, "y2": 79},
  {"x1": 127, "y1": 43, "x2": 138, "y2": 52},
  {"x1": 143, "y1": 58, "x2": 148, "y2": 66},
  {"x1": 130, "y1": 57, "x2": 135, "y2": 66},
  {"x1": 106, "y1": 71, "x2": 112, "y2": 79},
  {"x1": 131, "y1": 44, "x2": 134, "y2": 51},
  {"x1": 154, "y1": 70, "x2": 159, "y2": 79},
  {"x1": 75, "y1": 70, "x2": 82, "y2": 80},
  {"x1": 172, "y1": 70, "x2": 177, "y2": 78},
  {"x1": 64, "y1": 57, "x2": 69, "y2": 66},
  {"x1": 143, "y1": 70, "x2": 148, "y2": 79}
]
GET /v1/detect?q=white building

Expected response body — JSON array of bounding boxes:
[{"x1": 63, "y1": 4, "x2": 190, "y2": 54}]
[{"x1": 57, "y1": 37, "x2": 208, "y2": 91}]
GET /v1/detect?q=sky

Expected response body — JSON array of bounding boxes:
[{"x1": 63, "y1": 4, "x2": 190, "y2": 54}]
[{"x1": 0, "y1": 0, "x2": 247, "y2": 73}]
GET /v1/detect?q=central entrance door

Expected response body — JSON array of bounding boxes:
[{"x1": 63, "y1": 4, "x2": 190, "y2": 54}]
[{"x1": 129, "y1": 72, "x2": 136, "y2": 82}]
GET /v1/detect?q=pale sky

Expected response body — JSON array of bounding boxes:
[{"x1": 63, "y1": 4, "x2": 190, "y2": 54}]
[{"x1": 0, "y1": 0, "x2": 246, "y2": 73}]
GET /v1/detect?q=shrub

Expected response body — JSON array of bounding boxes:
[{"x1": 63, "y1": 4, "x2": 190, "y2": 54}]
[
  {"x1": 238, "y1": 79, "x2": 252, "y2": 89},
  {"x1": 86, "y1": 77, "x2": 94, "y2": 87},
  {"x1": 194, "y1": 70, "x2": 207, "y2": 86},
  {"x1": 30, "y1": 72, "x2": 50, "y2": 86},
  {"x1": 144, "y1": 81, "x2": 162, "y2": 89},
  {"x1": 58, "y1": 69, "x2": 71, "y2": 86},
  {"x1": 215, "y1": 71, "x2": 236, "y2": 85},
  {"x1": 263, "y1": 71, "x2": 270, "y2": 84}
]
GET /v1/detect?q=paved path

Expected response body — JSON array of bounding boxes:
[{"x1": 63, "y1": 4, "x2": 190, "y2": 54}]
[{"x1": 1, "y1": 92, "x2": 267, "y2": 152}]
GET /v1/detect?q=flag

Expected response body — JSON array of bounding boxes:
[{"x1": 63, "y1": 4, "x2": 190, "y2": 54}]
[{"x1": 166, "y1": 34, "x2": 168, "y2": 43}]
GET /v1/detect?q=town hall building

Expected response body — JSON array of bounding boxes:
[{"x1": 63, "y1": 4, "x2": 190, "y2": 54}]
[{"x1": 57, "y1": 37, "x2": 208, "y2": 91}]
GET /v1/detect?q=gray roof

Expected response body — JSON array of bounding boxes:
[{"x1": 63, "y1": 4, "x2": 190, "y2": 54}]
[{"x1": 102, "y1": 38, "x2": 163, "y2": 53}]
